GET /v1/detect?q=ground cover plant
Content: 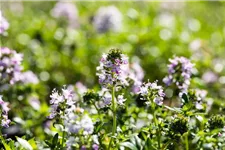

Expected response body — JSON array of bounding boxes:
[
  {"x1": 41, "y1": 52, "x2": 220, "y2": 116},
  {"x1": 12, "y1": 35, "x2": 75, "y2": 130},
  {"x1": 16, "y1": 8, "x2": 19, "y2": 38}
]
[{"x1": 1, "y1": 1, "x2": 225, "y2": 150}]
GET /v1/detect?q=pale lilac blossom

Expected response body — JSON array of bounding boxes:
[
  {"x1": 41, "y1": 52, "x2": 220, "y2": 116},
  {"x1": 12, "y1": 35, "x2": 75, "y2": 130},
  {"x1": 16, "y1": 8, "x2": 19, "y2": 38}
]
[
  {"x1": 75, "y1": 82, "x2": 87, "y2": 95},
  {"x1": 66, "y1": 136, "x2": 75, "y2": 149},
  {"x1": 92, "y1": 144, "x2": 99, "y2": 150},
  {"x1": 117, "y1": 95, "x2": 126, "y2": 105},
  {"x1": 0, "y1": 47, "x2": 23, "y2": 85},
  {"x1": 48, "y1": 86, "x2": 75, "y2": 119},
  {"x1": 96, "y1": 49, "x2": 129, "y2": 87},
  {"x1": 51, "y1": 2, "x2": 79, "y2": 28},
  {"x1": 93, "y1": 6, "x2": 122, "y2": 33},
  {"x1": 163, "y1": 56, "x2": 194, "y2": 94},
  {"x1": 202, "y1": 71, "x2": 218, "y2": 84},
  {"x1": 0, "y1": 11, "x2": 9, "y2": 34},
  {"x1": 20, "y1": 71, "x2": 39, "y2": 84},
  {"x1": 64, "y1": 107, "x2": 94, "y2": 135},
  {"x1": 194, "y1": 89, "x2": 207, "y2": 110},
  {"x1": 139, "y1": 81, "x2": 165, "y2": 106},
  {"x1": 0, "y1": 95, "x2": 11, "y2": 128},
  {"x1": 129, "y1": 61, "x2": 144, "y2": 93}
]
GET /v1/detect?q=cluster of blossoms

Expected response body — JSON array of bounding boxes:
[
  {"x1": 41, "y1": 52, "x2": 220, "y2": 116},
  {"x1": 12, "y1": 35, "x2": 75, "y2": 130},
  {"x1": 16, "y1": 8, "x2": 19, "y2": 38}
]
[
  {"x1": 187, "y1": 89, "x2": 207, "y2": 110},
  {"x1": 93, "y1": 6, "x2": 122, "y2": 33},
  {"x1": 67, "y1": 135, "x2": 99, "y2": 150},
  {"x1": 163, "y1": 56, "x2": 194, "y2": 94},
  {"x1": 138, "y1": 81, "x2": 165, "y2": 106},
  {"x1": 96, "y1": 49, "x2": 129, "y2": 87},
  {"x1": 48, "y1": 86, "x2": 98, "y2": 149},
  {"x1": 51, "y1": 2, "x2": 79, "y2": 28},
  {"x1": 128, "y1": 61, "x2": 144, "y2": 93},
  {"x1": 20, "y1": 71, "x2": 39, "y2": 85},
  {"x1": 0, "y1": 95, "x2": 11, "y2": 128},
  {"x1": 0, "y1": 47, "x2": 23, "y2": 85},
  {"x1": 47, "y1": 86, "x2": 74, "y2": 119},
  {"x1": 97, "y1": 89, "x2": 126, "y2": 108},
  {"x1": 0, "y1": 11, "x2": 9, "y2": 34},
  {"x1": 64, "y1": 107, "x2": 97, "y2": 149},
  {"x1": 64, "y1": 110, "x2": 94, "y2": 135}
]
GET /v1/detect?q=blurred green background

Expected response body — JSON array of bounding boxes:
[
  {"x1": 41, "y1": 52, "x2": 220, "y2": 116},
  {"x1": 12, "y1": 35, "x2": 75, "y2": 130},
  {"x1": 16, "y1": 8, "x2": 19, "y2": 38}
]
[{"x1": 1, "y1": 1, "x2": 225, "y2": 101}]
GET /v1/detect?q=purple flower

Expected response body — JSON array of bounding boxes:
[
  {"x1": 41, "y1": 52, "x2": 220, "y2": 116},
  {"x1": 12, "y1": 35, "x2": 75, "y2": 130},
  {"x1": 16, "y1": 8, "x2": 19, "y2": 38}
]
[
  {"x1": 0, "y1": 11, "x2": 9, "y2": 34},
  {"x1": 66, "y1": 136, "x2": 75, "y2": 149},
  {"x1": 117, "y1": 95, "x2": 126, "y2": 105},
  {"x1": 139, "y1": 81, "x2": 165, "y2": 106},
  {"x1": 20, "y1": 71, "x2": 39, "y2": 84},
  {"x1": 188, "y1": 89, "x2": 207, "y2": 110},
  {"x1": 93, "y1": 6, "x2": 122, "y2": 33},
  {"x1": 103, "y1": 93, "x2": 112, "y2": 106},
  {"x1": 163, "y1": 56, "x2": 194, "y2": 94},
  {"x1": 128, "y1": 61, "x2": 144, "y2": 94},
  {"x1": 96, "y1": 49, "x2": 129, "y2": 87},
  {"x1": 51, "y1": 2, "x2": 79, "y2": 28},
  {"x1": 0, "y1": 47, "x2": 23, "y2": 85},
  {"x1": 47, "y1": 86, "x2": 75, "y2": 119},
  {"x1": 81, "y1": 145, "x2": 87, "y2": 150},
  {"x1": 0, "y1": 95, "x2": 11, "y2": 128},
  {"x1": 75, "y1": 82, "x2": 87, "y2": 95},
  {"x1": 92, "y1": 144, "x2": 99, "y2": 150},
  {"x1": 64, "y1": 107, "x2": 94, "y2": 135},
  {"x1": 202, "y1": 71, "x2": 218, "y2": 84}
]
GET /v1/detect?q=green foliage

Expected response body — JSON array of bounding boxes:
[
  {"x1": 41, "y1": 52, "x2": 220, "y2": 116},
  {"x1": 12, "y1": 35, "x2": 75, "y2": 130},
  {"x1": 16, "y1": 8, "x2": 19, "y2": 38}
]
[{"x1": 1, "y1": 1, "x2": 225, "y2": 150}]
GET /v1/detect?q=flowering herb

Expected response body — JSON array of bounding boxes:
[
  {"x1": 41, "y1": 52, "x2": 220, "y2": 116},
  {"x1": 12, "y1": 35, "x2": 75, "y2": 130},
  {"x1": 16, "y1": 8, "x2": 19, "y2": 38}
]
[
  {"x1": 163, "y1": 56, "x2": 194, "y2": 94},
  {"x1": 139, "y1": 81, "x2": 165, "y2": 106},
  {"x1": 0, "y1": 95, "x2": 11, "y2": 128},
  {"x1": 97, "y1": 48, "x2": 129, "y2": 88},
  {"x1": 93, "y1": 6, "x2": 122, "y2": 33},
  {"x1": 0, "y1": 47, "x2": 23, "y2": 85},
  {"x1": 0, "y1": 11, "x2": 9, "y2": 34}
]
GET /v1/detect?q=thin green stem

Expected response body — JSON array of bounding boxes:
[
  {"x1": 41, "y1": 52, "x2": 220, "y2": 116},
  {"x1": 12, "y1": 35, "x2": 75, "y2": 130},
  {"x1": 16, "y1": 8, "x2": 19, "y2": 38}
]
[
  {"x1": 62, "y1": 129, "x2": 65, "y2": 148},
  {"x1": 108, "y1": 86, "x2": 116, "y2": 150},
  {"x1": 153, "y1": 111, "x2": 161, "y2": 149},
  {"x1": 185, "y1": 132, "x2": 189, "y2": 150},
  {"x1": 169, "y1": 98, "x2": 173, "y2": 107},
  {"x1": 61, "y1": 105, "x2": 66, "y2": 148},
  {"x1": 0, "y1": 126, "x2": 6, "y2": 146},
  {"x1": 93, "y1": 101, "x2": 100, "y2": 116}
]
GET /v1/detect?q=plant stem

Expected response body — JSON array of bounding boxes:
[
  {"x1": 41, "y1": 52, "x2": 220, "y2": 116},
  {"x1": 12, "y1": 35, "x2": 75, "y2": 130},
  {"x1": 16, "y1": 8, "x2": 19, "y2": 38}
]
[
  {"x1": 62, "y1": 129, "x2": 65, "y2": 148},
  {"x1": 0, "y1": 127, "x2": 6, "y2": 146},
  {"x1": 153, "y1": 110, "x2": 161, "y2": 149},
  {"x1": 108, "y1": 86, "x2": 116, "y2": 150},
  {"x1": 185, "y1": 132, "x2": 189, "y2": 150},
  {"x1": 61, "y1": 105, "x2": 66, "y2": 148},
  {"x1": 169, "y1": 98, "x2": 173, "y2": 107}
]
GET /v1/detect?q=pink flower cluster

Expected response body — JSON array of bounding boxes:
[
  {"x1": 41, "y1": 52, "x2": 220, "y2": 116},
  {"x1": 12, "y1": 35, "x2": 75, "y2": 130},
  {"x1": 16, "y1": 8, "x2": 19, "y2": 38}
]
[
  {"x1": 0, "y1": 11, "x2": 9, "y2": 34},
  {"x1": 0, "y1": 47, "x2": 23, "y2": 85},
  {"x1": 0, "y1": 95, "x2": 11, "y2": 128},
  {"x1": 139, "y1": 81, "x2": 165, "y2": 106},
  {"x1": 48, "y1": 86, "x2": 74, "y2": 119},
  {"x1": 96, "y1": 49, "x2": 129, "y2": 87},
  {"x1": 163, "y1": 56, "x2": 194, "y2": 93}
]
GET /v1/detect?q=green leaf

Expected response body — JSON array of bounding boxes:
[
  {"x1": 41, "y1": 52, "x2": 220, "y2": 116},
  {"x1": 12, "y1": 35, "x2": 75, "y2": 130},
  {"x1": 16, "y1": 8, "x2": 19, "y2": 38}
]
[
  {"x1": 52, "y1": 133, "x2": 59, "y2": 146},
  {"x1": 28, "y1": 138, "x2": 37, "y2": 149},
  {"x1": 9, "y1": 141, "x2": 16, "y2": 150},
  {"x1": 2, "y1": 141, "x2": 12, "y2": 150},
  {"x1": 182, "y1": 93, "x2": 189, "y2": 104},
  {"x1": 164, "y1": 105, "x2": 182, "y2": 113},
  {"x1": 120, "y1": 142, "x2": 138, "y2": 150},
  {"x1": 144, "y1": 138, "x2": 157, "y2": 150},
  {"x1": 45, "y1": 140, "x2": 52, "y2": 147},
  {"x1": 16, "y1": 137, "x2": 33, "y2": 150}
]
